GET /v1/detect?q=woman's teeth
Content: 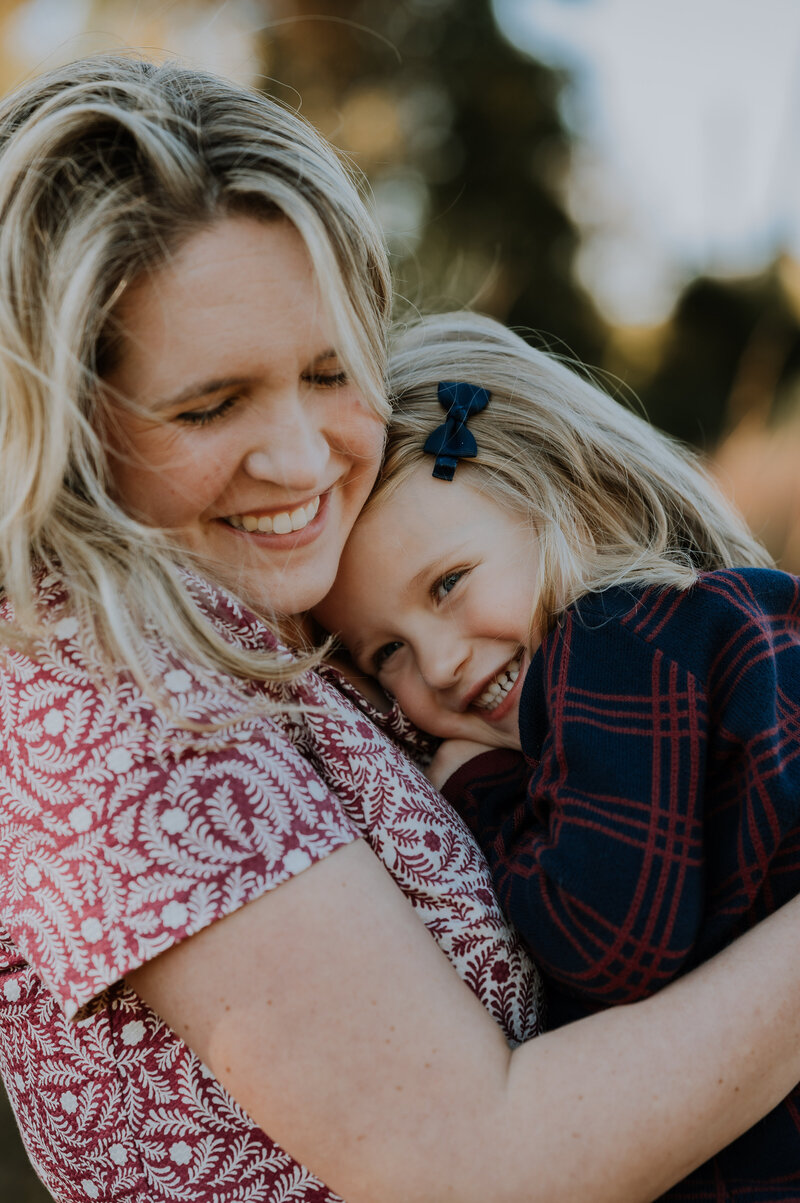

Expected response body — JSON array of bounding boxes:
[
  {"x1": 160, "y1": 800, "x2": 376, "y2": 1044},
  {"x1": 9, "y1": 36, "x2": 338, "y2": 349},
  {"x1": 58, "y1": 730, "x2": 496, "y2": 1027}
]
[
  {"x1": 474, "y1": 657, "x2": 521, "y2": 712},
  {"x1": 227, "y1": 496, "x2": 320, "y2": 534}
]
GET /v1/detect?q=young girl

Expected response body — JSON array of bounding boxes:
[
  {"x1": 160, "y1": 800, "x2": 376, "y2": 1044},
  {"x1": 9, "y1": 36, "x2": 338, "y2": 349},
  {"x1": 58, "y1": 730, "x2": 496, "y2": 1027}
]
[{"x1": 316, "y1": 310, "x2": 800, "y2": 1196}]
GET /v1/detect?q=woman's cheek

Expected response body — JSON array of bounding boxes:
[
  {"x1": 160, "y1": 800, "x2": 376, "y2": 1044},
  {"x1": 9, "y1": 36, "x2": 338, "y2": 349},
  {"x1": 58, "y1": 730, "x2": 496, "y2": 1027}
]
[
  {"x1": 111, "y1": 428, "x2": 228, "y2": 529},
  {"x1": 337, "y1": 395, "x2": 386, "y2": 461}
]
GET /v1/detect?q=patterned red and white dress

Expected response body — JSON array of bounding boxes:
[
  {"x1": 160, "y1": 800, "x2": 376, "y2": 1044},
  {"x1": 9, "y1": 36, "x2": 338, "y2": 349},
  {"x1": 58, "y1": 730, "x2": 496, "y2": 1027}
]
[{"x1": 0, "y1": 572, "x2": 542, "y2": 1203}]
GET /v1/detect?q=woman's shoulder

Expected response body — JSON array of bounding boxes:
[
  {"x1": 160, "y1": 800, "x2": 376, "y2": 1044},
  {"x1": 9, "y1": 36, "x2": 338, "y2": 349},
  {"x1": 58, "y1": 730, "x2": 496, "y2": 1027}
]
[{"x1": 0, "y1": 572, "x2": 365, "y2": 1018}]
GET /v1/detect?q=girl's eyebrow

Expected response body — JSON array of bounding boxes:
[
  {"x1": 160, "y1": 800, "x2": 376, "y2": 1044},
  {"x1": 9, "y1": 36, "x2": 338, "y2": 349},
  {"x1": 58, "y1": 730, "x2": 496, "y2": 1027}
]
[
  {"x1": 406, "y1": 544, "x2": 471, "y2": 596},
  {"x1": 407, "y1": 558, "x2": 442, "y2": 593}
]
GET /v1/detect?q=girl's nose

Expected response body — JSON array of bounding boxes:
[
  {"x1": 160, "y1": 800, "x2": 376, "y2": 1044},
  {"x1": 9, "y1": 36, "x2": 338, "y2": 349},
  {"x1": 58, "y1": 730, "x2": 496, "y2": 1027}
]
[
  {"x1": 420, "y1": 633, "x2": 470, "y2": 692},
  {"x1": 243, "y1": 397, "x2": 330, "y2": 490}
]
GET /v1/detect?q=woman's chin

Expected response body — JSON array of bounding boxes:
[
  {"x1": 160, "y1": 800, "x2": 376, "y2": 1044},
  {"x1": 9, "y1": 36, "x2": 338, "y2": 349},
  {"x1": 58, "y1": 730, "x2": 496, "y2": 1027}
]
[{"x1": 209, "y1": 555, "x2": 341, "y2": 627}]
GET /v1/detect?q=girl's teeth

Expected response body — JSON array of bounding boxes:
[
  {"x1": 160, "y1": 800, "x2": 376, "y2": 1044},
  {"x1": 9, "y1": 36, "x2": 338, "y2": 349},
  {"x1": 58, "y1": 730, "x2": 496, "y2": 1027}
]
[
  {"x1": 228, "y1": 496, "x2": 320, "y2": 534},
  {"x1": 475, "y1": 658, "x2": 521, "y2": 712}
]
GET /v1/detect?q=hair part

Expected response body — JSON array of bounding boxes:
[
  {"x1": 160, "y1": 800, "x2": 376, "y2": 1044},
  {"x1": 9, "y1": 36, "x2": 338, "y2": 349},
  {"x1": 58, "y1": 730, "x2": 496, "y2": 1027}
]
[
  {"x1": 380, "y1": 311, "x2": 772, "y2": 631},
  {"x1": 0, "y1": 53, "x2": 391, "y2": 697}
]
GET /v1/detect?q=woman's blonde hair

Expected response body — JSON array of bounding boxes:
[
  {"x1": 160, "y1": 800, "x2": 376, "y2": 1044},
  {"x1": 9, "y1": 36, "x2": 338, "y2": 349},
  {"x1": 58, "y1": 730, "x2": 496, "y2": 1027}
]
[
  {"x1": 0, "y1": 53, "x2": 391, "y2": 690},
  {"x1": 381, "y1": 312, "x2": 771, "y2": 629}
]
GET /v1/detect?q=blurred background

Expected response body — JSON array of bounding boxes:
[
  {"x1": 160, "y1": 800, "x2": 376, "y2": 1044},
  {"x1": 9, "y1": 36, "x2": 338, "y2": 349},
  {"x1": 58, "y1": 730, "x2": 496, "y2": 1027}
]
[{"x1": 2, "y1": 0, "x2": 800, "y2": 1196}]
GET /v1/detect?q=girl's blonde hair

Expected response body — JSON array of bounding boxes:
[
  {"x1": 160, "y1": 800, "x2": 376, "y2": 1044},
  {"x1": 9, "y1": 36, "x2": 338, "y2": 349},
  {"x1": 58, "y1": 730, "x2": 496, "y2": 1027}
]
[
  {"x1": 0, "y1": 54, "x2": 391, "y2": 689},
  {"x1": 381, "y1": 312, "x2": 771, "y2": 628}
]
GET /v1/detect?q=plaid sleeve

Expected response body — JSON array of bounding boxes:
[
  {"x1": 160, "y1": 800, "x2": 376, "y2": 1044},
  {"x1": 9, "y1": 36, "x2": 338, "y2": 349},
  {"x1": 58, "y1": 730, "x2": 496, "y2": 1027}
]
[
  {"x1": 441, "y1": 749, "x2": 530, "y2": 847},
  {"x1": 490, "y1": 608, "x2": 708, "y2": 1006}
]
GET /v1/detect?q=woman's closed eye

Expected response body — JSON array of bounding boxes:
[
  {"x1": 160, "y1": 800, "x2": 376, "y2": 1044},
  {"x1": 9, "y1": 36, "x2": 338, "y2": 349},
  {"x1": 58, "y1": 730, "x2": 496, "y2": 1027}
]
[
  {"x1": 175, "y1": 395, "x2": 238, "y2": 426},
  {"x1": 306, "y1": 367, "x2": 349, "y2": 389},
  {"x1": 304, "y1": 351, "x2": 349, "y2": 390}
]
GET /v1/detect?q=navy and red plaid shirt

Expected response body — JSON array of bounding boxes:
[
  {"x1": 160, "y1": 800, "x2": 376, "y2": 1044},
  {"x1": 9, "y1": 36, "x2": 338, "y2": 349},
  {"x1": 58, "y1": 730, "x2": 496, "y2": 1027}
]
[{"x1": 443, "y1": 568, "x2": 800, "y2": 1199}]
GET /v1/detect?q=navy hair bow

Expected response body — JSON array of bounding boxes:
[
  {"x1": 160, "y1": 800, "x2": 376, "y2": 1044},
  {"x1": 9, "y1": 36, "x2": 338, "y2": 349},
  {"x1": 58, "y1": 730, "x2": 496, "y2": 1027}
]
[{"x1": 423, "y1": 380, "x2": 489, "y2": 481}]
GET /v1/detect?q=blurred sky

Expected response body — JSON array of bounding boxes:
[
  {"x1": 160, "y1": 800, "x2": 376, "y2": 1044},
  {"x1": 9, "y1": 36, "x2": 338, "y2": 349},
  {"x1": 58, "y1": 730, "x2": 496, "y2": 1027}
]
[
  {"x1": 5, "y1": 0, "x2": 800, "y2": 329},
  {"x1": 2, "y1": 0, "x2": 263, "y2": 90},
  {"x1": 493, "y1": 0, "x2": 800, "y2": 324}
]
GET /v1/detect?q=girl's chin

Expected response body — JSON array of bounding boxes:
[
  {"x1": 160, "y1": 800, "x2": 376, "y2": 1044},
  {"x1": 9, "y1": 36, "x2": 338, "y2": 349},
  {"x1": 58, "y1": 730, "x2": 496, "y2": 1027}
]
[{"x1": 428, "y1": 713, "x2": 521, "y2": 751}]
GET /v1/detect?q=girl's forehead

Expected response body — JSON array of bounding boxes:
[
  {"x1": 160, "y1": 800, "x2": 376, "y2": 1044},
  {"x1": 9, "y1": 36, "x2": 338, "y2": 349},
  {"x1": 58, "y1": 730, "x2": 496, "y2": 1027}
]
[{"x1": 367, "y1": 464, "x2": 507, "y2": 538}]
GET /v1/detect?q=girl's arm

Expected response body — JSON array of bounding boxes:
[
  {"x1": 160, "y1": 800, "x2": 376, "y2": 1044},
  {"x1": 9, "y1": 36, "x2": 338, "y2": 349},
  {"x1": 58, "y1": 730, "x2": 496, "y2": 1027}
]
[
  {"x1": 129, "y1": 837, "x2": 800, "y2": 1203},
  {"x1": 425, "y1": 737, "x2": 499, "y2": 787}
]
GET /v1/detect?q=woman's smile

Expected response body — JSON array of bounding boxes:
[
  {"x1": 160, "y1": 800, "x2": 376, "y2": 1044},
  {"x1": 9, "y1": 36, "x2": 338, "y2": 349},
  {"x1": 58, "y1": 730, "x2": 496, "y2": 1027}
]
[
  {"x1": 225, "y1": 494, "x2": 321, "y2": 535},
  {"x1": 104, "y1": 216, "x2": 385, "y2": 616}
]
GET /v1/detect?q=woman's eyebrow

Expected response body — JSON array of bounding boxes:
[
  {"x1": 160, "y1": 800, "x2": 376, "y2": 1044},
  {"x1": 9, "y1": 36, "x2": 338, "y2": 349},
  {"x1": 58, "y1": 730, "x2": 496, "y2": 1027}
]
[
  {"x1": 153, "y1": 347, "x2": 338, "y2": 411},
  {"x1": 152, "y1": 376, "x2": 254, "y2": 412}
]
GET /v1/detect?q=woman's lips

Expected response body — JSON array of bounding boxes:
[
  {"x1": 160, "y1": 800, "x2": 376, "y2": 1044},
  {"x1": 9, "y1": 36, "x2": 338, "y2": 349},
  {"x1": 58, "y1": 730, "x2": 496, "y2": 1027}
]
[
  {"x1": 219, "y1": 493, "x2": 327, "y2": 546},
  {"x1": 226, "y1": 494, "x2": 320, "y2": 534}
]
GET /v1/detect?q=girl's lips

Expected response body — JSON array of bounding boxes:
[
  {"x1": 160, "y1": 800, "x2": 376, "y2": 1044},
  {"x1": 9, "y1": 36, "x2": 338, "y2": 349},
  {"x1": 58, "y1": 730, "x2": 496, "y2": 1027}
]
[{"x1": 469, "y1": 654, "x2": 527, "y2": 726}]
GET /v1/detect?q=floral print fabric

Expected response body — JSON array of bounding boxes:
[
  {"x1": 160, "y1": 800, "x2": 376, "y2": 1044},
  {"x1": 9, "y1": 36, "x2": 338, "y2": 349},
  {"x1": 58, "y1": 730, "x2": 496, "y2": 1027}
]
[{"x1": 0, "y1": 573, "x2": 542, "y2": 1202}]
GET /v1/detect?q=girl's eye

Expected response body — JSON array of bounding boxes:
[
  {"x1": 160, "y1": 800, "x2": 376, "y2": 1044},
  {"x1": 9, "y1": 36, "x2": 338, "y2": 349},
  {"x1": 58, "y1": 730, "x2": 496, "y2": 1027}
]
[
  {"x1": 433, "y1": 569, "x2": 466, "y2": 602},
  {"x1": 176, "y1": 396, "x2": 237, "y2": 426},
  {"x1": 373, "y1": 640, "x2": 403, "y2": 671}
]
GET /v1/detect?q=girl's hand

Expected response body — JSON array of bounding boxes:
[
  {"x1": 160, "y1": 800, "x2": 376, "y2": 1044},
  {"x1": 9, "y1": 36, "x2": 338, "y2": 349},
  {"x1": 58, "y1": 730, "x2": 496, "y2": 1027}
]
[{"x1": 426, "y1": 738, "x2": 497, "y2": 789}]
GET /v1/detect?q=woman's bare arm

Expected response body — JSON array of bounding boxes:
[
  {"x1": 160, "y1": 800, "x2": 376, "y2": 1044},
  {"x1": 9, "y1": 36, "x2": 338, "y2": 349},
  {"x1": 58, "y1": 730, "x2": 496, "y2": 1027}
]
[{"x1": 129, "y1": 839, "x2": 800, "y2": 1203}]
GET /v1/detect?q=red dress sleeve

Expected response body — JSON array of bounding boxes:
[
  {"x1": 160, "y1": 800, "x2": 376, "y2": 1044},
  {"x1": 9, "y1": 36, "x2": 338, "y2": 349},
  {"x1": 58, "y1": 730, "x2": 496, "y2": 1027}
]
[{"x1": 0, "y1": 597, "x2": 359, "y2": 1020}]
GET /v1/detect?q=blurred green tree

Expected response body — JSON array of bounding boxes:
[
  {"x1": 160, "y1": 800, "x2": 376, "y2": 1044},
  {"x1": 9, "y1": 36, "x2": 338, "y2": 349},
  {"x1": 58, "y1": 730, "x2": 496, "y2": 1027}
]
[
  {"x1": 262, "y1": 0, "x2": 606, "y2": 361},
  {"x1": 640, "y1": 266, "x2": 800, "y2": 449}
]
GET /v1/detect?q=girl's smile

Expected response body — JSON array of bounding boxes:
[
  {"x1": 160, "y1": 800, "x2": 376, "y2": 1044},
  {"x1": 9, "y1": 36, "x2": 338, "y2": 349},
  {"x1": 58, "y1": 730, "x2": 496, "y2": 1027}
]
[{"x1": 316, "y1": 464, "x2": 541, "y2": 749}]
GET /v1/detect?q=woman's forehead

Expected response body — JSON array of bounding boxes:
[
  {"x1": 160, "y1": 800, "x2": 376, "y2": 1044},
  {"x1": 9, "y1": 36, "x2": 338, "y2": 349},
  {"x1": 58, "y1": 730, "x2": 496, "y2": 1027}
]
[{"x1": 106, "y1": 216, "x2": 331, "y2": 403}]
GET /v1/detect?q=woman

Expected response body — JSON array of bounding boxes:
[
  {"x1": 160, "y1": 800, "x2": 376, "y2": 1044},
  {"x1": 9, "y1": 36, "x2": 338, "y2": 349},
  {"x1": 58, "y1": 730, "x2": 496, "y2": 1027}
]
[{"x1": 0, "y1": 55, "x2": 798, "y2": 1203}]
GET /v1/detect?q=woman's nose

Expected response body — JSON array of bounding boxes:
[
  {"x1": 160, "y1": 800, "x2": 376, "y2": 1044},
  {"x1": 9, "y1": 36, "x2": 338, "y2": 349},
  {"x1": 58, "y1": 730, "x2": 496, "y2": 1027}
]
[{"x1": 243, "y1": 397, "x2": 330, "y2": 489}]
